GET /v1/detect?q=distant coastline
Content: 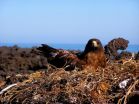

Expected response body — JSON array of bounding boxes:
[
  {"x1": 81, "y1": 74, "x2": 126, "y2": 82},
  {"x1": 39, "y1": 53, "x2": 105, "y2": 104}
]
[{"x1": 0, "y1": 43, "x2": 139, "y2": 52}]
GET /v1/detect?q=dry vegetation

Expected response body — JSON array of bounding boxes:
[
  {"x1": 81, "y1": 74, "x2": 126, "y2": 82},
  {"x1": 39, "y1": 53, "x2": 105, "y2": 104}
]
[{"x1": 0, "y1": 38, "x2": 139, "y2": 104}]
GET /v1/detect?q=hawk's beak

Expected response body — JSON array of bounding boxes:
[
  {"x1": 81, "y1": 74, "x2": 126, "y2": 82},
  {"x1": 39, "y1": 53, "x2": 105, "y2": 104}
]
[{"x1": 92, "y1": 41, "x2": 98, "y2": 47}]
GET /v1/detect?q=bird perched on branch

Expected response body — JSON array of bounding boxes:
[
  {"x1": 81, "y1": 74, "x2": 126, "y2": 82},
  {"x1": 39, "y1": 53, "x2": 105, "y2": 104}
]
[{"x1": 37, "y1": 38, "x2": 106, "y2": 71}]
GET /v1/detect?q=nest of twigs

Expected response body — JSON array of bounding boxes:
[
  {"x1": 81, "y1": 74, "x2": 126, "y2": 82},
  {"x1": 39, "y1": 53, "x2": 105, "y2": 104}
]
[{"x1": 0, "y1": 58, "x2": 139, "y2": 104}]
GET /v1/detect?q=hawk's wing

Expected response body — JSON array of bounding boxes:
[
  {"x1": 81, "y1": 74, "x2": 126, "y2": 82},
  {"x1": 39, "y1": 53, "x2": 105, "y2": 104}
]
[{"x1": 37, "y1": 44, "x2": 58, "y2": 57}]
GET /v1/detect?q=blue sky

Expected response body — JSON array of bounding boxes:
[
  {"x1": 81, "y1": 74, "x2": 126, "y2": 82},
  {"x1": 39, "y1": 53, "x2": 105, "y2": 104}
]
[{"x1": 0, "y1": 0, "x2": 139, "y2": 44}]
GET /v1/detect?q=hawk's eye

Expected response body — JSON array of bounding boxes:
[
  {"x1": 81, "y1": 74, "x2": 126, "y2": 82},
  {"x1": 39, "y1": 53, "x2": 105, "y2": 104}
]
[{"x1": 97, "y1": 41, "x2": 100, "y2": 45}]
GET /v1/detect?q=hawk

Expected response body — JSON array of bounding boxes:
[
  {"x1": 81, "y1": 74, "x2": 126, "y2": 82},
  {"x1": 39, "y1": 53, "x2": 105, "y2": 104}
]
[
  {"x1": 79, "y1": 38, "x2": 106, "y2": 70},
  {"x1": 37, "y1": 38, "x2": 106, "y2": 71}
]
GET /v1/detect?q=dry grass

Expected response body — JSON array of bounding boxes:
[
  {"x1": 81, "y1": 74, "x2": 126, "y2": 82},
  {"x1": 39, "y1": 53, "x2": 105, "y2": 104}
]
[{"x1": 0, "y1": 59, "x2": 139, "y2": 104}]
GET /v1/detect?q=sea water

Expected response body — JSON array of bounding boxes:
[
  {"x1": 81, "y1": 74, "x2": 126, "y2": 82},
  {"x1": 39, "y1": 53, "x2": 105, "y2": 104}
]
[{"x1": 0, "y1": 43, "x2": 139, "y2": 53}]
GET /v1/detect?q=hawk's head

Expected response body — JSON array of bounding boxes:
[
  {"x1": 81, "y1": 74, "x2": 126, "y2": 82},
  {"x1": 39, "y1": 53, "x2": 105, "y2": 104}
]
[{"x1": 84, "y1": 38, "x2": 103, "y2": 53}]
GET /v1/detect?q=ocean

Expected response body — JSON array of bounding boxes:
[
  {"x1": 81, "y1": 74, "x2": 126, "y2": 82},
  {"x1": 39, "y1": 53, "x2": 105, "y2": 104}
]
[{"x1": 0, "y1": 43, "x2": 139, "y2": 53}]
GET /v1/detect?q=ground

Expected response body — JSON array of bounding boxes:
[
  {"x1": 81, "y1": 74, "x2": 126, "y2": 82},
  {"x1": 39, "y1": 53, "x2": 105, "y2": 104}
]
[{"x1": 0, "y1": 45, "x2": 139, "y2": 104}]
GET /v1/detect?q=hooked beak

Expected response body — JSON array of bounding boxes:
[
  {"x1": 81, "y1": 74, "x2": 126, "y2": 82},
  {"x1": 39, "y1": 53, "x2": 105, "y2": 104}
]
[{"x1": 92, "y1": 41, "x2": 98, "y2": 47}]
